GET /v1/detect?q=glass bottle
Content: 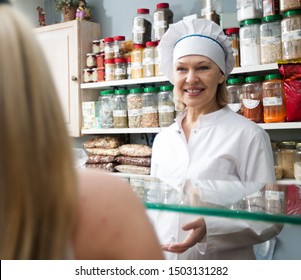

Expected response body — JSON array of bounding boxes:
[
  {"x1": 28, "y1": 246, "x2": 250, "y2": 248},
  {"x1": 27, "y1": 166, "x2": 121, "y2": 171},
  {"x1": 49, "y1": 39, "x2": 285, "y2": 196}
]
[
  {"x1": 239, "y1": 19, "x2": 261, "y2": 67},
  {"x1": 142, "y1": 86, "x2": 159, "y2": 127},
  {"x1": 142, "y1": 41, "x2": 158, "y2": 78},
  {"x1": 113, "y1": 35, "x2": 126, "y2": 58},
  {"x1": 113, "y1": 89, "x2": 128, "y2": 128},
  {"x1": 281, "y1": 9, "x2": 301, "y2": 61},
  {"x1": 99, "y1": 89, "x2": 114, "y2": 128},
  {"x1": 131, "y1": 44, "x2": 145, "y2": 79},
  {"x1": 153, "y1": 3, "x2": 174, "y2": 41},
  {"x1": 114, "y1": 58, "x2": 127, "y2": 80},
  {"x1": 294, "y1": 142, "x2": 301, "y2": 181},
  {"x1": 225, "y1": 28, "x2": 240, "y2": 67},
  {"x1": 132, "y1": 8, "x2": 152, "y2": 45},
  {"x1": 262, "y1": 73, "x2": 286, "y2": 123},
  {"x1": 104, "y1": 37, "x2": 114, "y2": 59},
  {"x1": 127, "y1": 88, "x2": 143, "y2": 128},
  {"x1": 279, "y1": 141, "x2": 296, "y2": 179},
  {"x1": 241, "y1": 75, "x2": 264, "y2": 123},
  {"x1": 158, "y1": 85, "x2": 175, "y2": 127},
  {"x1": 260, "y1": 14, "x2": 282, "y2": 64},
  {"x1": 226, "y1": 77, "x2": 245, "y2": 115}
]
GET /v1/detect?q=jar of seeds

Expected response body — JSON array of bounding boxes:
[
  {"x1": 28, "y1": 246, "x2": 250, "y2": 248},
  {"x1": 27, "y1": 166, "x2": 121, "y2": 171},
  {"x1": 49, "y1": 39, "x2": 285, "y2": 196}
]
[
  {"x1": 113, "y1": 89, "x2": 128, "y2": 128},
  {"x1": 158, "y1": 85, "x2": 175, "y2": 127},
  {"x1": 142, "y1": 86, "x2": 159, "y2": 127},
  {"x1": 99, "y1": 89, "x2": 114, "y2": 128},
  {"x1": 127, "y1": 87, "x2": 143, "y2": 128}
]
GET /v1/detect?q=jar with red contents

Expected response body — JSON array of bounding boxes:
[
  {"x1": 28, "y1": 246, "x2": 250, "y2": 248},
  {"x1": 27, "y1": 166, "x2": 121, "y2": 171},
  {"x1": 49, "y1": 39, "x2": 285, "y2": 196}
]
[
  {"x1": 225, "y1": 28, "x2": 240, "y2": 67},
  {"x1": 262, "y1": 73, "x2": 286, "y2": 123},
  {"x1": 241, "y1": 75, "x2": 264, "y2": 123}
]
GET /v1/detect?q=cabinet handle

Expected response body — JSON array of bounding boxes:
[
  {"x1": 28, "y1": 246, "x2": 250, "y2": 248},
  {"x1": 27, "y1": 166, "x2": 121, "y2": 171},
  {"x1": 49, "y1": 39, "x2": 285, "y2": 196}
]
[{"x1": 71, "y1": 76, "x2": 78, "y2": 81}]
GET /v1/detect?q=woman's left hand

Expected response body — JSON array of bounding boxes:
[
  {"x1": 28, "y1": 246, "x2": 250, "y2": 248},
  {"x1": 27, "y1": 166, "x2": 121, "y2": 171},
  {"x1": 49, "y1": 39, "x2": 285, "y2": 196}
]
[{"x1": 161, "y1": 217, "x2": 206, "y2": 254}]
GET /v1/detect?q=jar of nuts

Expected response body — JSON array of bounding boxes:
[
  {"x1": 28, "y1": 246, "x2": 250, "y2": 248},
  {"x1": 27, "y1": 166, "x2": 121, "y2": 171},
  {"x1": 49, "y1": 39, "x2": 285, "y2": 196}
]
[
  {"x1": 142, "y1": 86, "x2": 159, "y2": 127},
  {"x1": 127, "y1": 87, "x2": 143, "y2": 128}
]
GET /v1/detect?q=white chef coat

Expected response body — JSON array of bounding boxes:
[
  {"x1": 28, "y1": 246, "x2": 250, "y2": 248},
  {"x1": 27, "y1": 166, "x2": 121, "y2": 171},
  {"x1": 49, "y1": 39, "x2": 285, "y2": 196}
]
[{"x1": 149, "y1": 106, "x2": 281, "y2": 260}]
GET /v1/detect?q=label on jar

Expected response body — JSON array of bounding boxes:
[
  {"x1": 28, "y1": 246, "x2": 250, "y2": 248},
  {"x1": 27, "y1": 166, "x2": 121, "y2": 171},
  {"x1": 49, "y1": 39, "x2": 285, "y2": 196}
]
[
  {"x1": 263, "y1": 97, "x2": 283, "y2": 106},
  {"x1": 113, "y1": 110, "x2": 127, "y2": 117},
  {"x1": 265, "y1": 190, "x2": 285, "y2": 201},
  {"x1": 242, "y1": 99, "x2": 260, "y2": 109},
  {"x1": 143, "y1": 106, "x2": 158, "y2": 114},
  {"x1": 281, "y1": 30, "x2": 301, "y2": 42},
  {"x1": 228, "y1": 103, "x2": 241, "y2": 113},
  {"x1": 158, "y1": 105, "x2": 174, "y2": 113},
  {"x1": 115, "y1": 67, "x2": 126, "y2": 75},
  {"x1": 128, "y1": 109, "x2": 142, "y2": 116}
]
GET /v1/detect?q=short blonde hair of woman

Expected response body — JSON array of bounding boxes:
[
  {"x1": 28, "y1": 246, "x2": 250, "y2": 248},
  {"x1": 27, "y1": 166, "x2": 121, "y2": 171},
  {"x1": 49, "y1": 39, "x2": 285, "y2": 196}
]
[
  {"x1": 0, "y1": 5, "x2": 77, "y2": 259},
  {"x1": 174, "y1": 82, "x2": 230, "y2": 112}
]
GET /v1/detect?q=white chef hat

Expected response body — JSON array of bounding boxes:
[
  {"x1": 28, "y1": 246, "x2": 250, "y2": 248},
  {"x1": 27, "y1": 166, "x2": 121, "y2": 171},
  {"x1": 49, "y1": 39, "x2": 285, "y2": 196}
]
[{"x1": 158, "y1": 18, "x2": 235, "y2": 83}]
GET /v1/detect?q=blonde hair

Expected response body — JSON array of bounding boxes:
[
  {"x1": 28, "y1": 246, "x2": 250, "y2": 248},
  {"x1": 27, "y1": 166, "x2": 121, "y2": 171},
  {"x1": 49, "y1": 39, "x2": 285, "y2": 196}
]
[
  {"x1": 0, "y1": 5, "x2": 77, "y2": 259},
  {"x1": 174, "y1": 81, "x2": 230, "y2": 112}
]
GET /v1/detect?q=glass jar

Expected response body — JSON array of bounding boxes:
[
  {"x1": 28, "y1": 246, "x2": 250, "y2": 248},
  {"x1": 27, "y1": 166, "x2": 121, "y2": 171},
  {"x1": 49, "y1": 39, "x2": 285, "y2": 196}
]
[
  {"x1": 96, "y1": 53, "x2": 105, "y2": 68},
  {"x1": 97, "y1": 67, "x2": 105, "y2": 82},
  {"x1": 260, "y1": 15, "x2": 282, "y2": 64},
  {"x1": 99, "y1": 90, "x2": 114, "y2": 128},
  {"x1": 142, "y1": 41, "x2": 158, "y2": 78},
  {"x1": 113, "y1": 35, "x2": 126, "y2": 58},
  {"x1": 142, "y1": 87, "x2": 159, "y2": 127},
  {"x1": 153, "y1": 3, "x2": 174, "y2": 41},
  {"x1": 281, "y1": 10, "x2": 301, "y2": 61},
  {"x1": 92, "y1": 40, "x2": 101, "y2": 54},
  {"x1": 132, "y1": 8, "x2": 152, "y2": 45},
  {"x1": 91, "y1": 68, "x2": 98, "y2": 82},
  {"x1": 104, "y1": 37, "x2": 114, "y2": 59},
  {"x1": 226, "y1": 77, "x2": 245, "y2": 115},
  {"x1": 262, "y1": 73, "x2": 286, "y2": 123},
  {"x1": 294, "y1": 142, "x2": 301, "y2": 181},
  {"x1": 114, "y1": 58, "x2": 127, "y2": 80},
  {"x1": 279, "y1": 141, "x2": 296, "y2": 179},
  {"x1": 126, "y1": 56, "x2": 132, "y2": 79},
  {"x1": 83, "y1": 68, "x2": 93, "y2": 83},
  {"x1": 131, "y1": 44, "x2": 145, "y2": 79},
  {"x1": 113, "y1": 89, "x2": 128, "y2": 128},
  {"x1": 263, "y1": 0, "x2": 280, "y2": 17},
  {"x1": 154, "y1": 44, "x2": 164, "y2": 76},
  {"x1": 158, "y1": 85, "x2": 175, "y2": 127},
  {"x1": 225, "y1": 28, "x2": 240, "y2": 67},
  {"x1": 237, "y1": 0, "x2": 263, "y2": 22},
  {"x1": 86, "y1": 53, "x2": 97, "y2": 68},
  {"x1": 239, "y1": 19, "x2": 261, "y2": 67},
  {"x1": 241, "y1": 75, "x2": 264, "y2": 123},
  {"x1": 127, "y1": 88, "x2": 143, "y2": 128},
  {"x1": 104, "y1": 58, "x2": 115, "y2": 81},
  {"x1": 280, "y1": 0, "x2": 301, "y2": 13}
]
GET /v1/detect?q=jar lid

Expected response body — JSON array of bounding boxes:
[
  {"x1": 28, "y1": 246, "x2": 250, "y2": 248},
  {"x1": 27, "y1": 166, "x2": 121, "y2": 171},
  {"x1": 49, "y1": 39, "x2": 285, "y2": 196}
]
[
  {"x1": 144, "y1": 86, "x2": 160, "y2": 93},
  {"x1": 133, "y1": 44, "x2": 145, "y2": 49},
  {"x1": 156, "y1": 3, "x2": 169, "y2": 9},
  {"x1": 137, "y1": 8, "x2": 149, "y2": 14},
  {"x1": 245, "y1": 75, "x2": 264, "y2": 83},
  {"x1": 104, "y1": 37, "x2": 114, "y2": 43},
  {"x1": 240, "y1": 19, "x2": 261, "y2": 27},
  {"x1": 279, "y1": 141, "x2": 296, "y2": 149},
  {"x1": 262, "y1": 14, "x2": 283, "y2": 23},
  {"x1": 146, "y1": 41, "x2": 158, "y2": 47},
  {"x1": 226, "y1": 77, "x2": 245, "y2": 85},
  {"x1": 86, "y1": 53, "x2": 96, "y2": 56},
  {"x1": 115, "y1": 89, "x2": 129, "y2": 95},
  {"x1": 115, "y1": 58, "x2": 127, "y2": 63},
  {"x1": 225, "y1": 28, "x2": 240, "y2": 35},
  {"x1": 114, "y1": 35, "x2": 126, "y2": 41},
  {"x1": 264, "y1": 73, "x2": 283, "y2": 81},
  {"x1": 160, "y1": 85, "x2": 174, "y2": 91},
  {"x1": 100, "y1": 89, "x2": 114, "y2": 95},
  {"x1": 129, "y1": 88, "x2": 143, "y2": 94},
  {"x1": 104, "y1": 59, "x2": 115, "y2": 64},
  {"x1": 283, "y1": 10, "x2": 301, "y2": 18},
  {"x1": 93, "y1": 40, "x2": 100, "y2": 43}
]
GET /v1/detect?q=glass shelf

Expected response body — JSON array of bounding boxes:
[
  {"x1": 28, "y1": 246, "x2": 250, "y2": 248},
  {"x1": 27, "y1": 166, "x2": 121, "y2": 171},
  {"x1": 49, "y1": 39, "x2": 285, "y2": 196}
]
[{"x1": 123, "y1": 176, "x2": 301, "y2": 225}]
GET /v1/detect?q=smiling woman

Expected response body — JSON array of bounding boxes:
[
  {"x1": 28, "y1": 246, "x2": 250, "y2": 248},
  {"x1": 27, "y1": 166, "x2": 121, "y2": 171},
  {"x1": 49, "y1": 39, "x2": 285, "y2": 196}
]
[{"x1": 149, "y1": 18, "x2": 280, "y2": 260}]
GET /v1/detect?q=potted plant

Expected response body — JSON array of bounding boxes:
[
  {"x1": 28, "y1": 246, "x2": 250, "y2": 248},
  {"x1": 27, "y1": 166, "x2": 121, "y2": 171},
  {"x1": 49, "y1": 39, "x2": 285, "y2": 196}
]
[{"x1": 55, "y1": 0, "x2": 79, "y2": 22}]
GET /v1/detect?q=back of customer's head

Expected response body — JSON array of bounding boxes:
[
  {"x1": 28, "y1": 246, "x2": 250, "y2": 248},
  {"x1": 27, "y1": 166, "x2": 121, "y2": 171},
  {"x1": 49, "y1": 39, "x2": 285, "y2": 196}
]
[{"x1": 0, "y1": 2, "x2": 77, "y2": 259}]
